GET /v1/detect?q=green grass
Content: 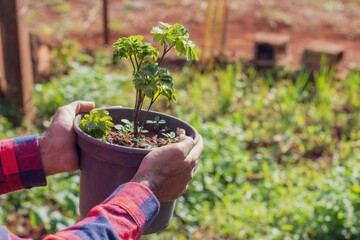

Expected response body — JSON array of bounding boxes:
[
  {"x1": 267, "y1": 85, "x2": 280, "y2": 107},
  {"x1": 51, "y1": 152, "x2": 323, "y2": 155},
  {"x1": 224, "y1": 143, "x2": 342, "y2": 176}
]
[{"x1": 55, "y1": 3, "x2": 72, "y2": 14}]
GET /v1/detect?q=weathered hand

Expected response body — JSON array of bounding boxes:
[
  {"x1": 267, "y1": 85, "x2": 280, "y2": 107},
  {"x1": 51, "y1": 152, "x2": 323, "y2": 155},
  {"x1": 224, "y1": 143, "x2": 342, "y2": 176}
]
[
  {"x1": 39, "y1": 101, "x2": 95, "y2": 176},
  {"x1": 131, "y1": 129, "x2": 204, "y2": 202}
]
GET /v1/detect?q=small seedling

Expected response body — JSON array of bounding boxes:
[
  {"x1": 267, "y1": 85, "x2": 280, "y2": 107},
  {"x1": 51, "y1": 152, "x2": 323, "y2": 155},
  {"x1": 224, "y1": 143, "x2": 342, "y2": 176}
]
[
  {"x1": 114, "y1": 119, "x2": 149, "y2": 136},
  {"x1": 114, "y1": 119, "x2": 134, "y2": 136},
  {"x1": 79, "y1": 110, "x2": 114, "y2": 140},
  {"x1": 146, "y1": 116, "x2": 168, "y2": 132},
  {"x1": 162, "y1": 131, "x2": 178, "y2": 143},
  {"x1": 132, "y1": 137, "x2": 146, "y2": 147}
]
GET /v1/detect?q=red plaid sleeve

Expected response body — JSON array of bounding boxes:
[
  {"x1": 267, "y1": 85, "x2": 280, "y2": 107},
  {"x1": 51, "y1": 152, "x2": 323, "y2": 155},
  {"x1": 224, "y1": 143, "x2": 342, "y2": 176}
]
[
  {"x1": 0, "y1": 182, "x2": 160, "y2": 240},
  {"x1": 0, "y1": 134, "x2": 47, "y2": 194},
  {"x1": 0, "y1": 135, "x2": 160, "y2": 240},
  {"x1": 44, "y1": 182, "x2": 160, "y2": 240}
]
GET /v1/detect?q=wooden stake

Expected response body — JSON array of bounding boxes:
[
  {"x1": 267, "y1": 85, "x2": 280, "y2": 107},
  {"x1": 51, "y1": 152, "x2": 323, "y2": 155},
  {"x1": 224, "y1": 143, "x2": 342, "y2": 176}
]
[
  {"x1": 0, "y1": 23, "x2": 6, "y2": 98},
  {"x1": 103, "y1": 0, "x2": 109, "y2": 45},
  {"x1": 201, "y1": 0, "x2": 215, "y2": 69},
  {"x1": 200, "y1": 0, "x2": 228, "y2": 70},
  {"x1": 0, "y1": 0, "x2": 35, "y2": 125},
  {"x1": 220, "y1": 3, "x2": 228, "y2": 55}
]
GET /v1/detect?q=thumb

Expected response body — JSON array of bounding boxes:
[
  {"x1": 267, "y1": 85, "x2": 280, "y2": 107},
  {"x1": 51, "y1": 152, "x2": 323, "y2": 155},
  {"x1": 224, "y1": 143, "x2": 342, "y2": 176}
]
[
  {"x1": 174, "y1": 128, "x2": 194, "y2": 156},
  {"x1": 68, "y1": 101, "x2": 95, "y2": 115}
]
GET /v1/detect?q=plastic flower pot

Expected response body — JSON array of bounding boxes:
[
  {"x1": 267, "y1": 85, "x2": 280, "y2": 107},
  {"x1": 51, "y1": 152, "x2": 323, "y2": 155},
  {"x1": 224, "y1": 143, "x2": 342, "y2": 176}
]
[{"x1": 73, "y1": 107, "x2": 199, "y2": 234}]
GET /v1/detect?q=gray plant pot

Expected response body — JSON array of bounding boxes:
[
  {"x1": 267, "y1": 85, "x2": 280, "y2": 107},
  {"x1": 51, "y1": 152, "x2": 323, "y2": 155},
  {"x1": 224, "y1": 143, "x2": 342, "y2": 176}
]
[{"x1": 73, "y1": 107, "x2": 199, "y2": 234}]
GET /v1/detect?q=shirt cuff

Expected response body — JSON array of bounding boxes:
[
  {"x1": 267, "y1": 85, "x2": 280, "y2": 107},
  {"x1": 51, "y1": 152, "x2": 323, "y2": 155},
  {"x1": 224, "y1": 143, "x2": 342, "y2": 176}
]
[
  {"x1": 0, "y1": 134, "x2": 47, "y2": 193},
  {"x1": 102, "y1": 182, "x2": 160, "y2": 233}
]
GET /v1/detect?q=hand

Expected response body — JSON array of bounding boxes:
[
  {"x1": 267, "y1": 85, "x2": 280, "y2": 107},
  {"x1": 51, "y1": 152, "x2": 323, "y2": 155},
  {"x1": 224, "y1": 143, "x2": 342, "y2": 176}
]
[
  {"x1": 39, "y1": 101, "x2": 95, "y2": 176},
  {"x1": 131, "y1": 129, "x2": 204, "y2": 202}
]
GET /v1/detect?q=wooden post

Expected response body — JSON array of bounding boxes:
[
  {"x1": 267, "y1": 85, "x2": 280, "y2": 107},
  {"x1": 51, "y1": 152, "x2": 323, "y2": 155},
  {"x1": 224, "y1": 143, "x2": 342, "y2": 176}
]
[
  {"x1": 200, "y1": 0, "x2": 228, "y2": 70},
  {"x1": 213, "y1": 0, "x2": 228, "y2": 56},
  {"x1": 219, "y1": 3, "x2": 228, "y2": 55},
  {"x1": 0, "y1": 0, "x2": 35, "y2": 125},
  {"x1": 103, "y1": 0, "x2": 109, "y2": 45},
  {"x1": 0, "y1": 23, "x2": 6, "y2": 99},
  {"x1": 201, "y1": 0, "x2": 215, "y2": 70}
]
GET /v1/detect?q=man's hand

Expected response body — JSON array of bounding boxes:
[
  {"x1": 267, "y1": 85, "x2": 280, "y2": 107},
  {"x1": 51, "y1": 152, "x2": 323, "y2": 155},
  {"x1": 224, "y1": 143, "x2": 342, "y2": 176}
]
[
  {"x1": 39, "y1": 101, "x2": 95, "y2": 176},
  {"x1": 131, "y1": 129, "x2": 204, "y2": 202}
]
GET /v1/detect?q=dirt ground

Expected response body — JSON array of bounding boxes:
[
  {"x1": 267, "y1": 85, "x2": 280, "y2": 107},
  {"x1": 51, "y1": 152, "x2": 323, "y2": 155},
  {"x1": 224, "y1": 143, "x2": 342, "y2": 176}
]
[{"x1": 25, "y1": 0, "x2": 360, "y2": 70}]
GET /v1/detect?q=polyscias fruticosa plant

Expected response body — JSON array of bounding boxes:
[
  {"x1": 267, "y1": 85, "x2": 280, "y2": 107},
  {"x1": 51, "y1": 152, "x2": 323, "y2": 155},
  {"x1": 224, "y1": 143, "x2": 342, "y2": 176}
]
[{"x1": 80, "y1": 22, "x2": 198, "y2": 143}]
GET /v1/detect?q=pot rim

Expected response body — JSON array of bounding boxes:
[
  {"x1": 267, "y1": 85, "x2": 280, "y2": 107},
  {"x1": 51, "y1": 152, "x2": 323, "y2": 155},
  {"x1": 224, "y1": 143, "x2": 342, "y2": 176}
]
[{"x1": 73, "y1": 107, "x2": 199, "y2": 154}]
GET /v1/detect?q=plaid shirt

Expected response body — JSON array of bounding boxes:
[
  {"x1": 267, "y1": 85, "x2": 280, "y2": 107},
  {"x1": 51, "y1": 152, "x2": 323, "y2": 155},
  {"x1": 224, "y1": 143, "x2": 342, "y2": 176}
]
[{"x1": 0, "y1": 135, "x2": 160, "y2": 240}]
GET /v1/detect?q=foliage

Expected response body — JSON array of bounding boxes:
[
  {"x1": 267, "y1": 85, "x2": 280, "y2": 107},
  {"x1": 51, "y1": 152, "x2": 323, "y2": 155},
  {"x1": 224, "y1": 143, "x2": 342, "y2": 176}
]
[
  {"x1": 162, "y1": 131, "x2": 178, "y2": 143},
  {"x1": 146, "y1": 116, "x2": 168, "y2": 133},
  {"x1": 55, "y1": 3, "x2": 72, "y2": 14},
  {"x1": 79, "y1": 110, "x2": 114, "y2": 140},
  {"x1": 112, "y1": 22, "x2": 197, "y2": 139},
  {"x1": 0, "y1": 173, "x2": 80, "y2": 233},
  {"x1": 114, "y1": 119, "x2": 149, "y2": 137},
  {"x1": 145, "y1": 66, "x2": 360, "y2": 239},
  {"x1": 0, "y1": 116, "x2": 17, "y2": 139},
  {"x1": 33, "y1": 62, "x2": 133, "y2": 128},
  {"x1": 151, "y1": 22, "x2": 198, "y2": 61},
  {"x1": 4, "y1": 53, "x2": 360, "y2": 239}
]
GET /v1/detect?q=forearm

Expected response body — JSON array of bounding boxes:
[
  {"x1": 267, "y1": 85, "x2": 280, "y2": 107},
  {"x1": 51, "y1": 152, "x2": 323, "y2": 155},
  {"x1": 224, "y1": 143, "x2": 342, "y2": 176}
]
[
  {"x1": 0, "y1": 134, "x2": 160, "y2": 239},
  {"x1": 0, "y1": 135, "x2": 47, "y2": 194},
  {"x1": 44, "y1": 182, "x2": 159, "y2": 240},
  {"x1": 0, "y1": 182, "x2": 159, "y2": 240}
]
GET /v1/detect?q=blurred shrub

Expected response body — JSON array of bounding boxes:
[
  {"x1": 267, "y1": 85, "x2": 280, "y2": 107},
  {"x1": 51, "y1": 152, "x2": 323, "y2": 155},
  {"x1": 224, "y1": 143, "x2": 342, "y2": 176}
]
[
  {"x1": 33, "y1": 63, "x2": 134, "y2": 128},
  {"x1": 0, "y1": 116, "x2": 16, "y2": 139},
  {"x1": 3, "y1": 58, "x2": 360, "y2": 239}
]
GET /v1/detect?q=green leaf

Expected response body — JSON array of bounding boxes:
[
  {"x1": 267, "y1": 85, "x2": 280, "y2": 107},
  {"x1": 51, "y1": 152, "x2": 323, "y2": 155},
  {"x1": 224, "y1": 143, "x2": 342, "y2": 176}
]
[
  {"x1": 144, "y1": 87, "x2": 155, "y2": 98},
  {"x1": 141, "y1": 64, "x2": 157, "y2": 76},
  {"x1": 121, "y1": 119, "x2": 130, "y2": 124},
  {"x1": 112, "y1": 35, "x2": 159, "y2": 65},
  {"x1": 79, "y1": 110, "x2": 113, "y2": 139},
  {"x1": 29, "y1": 206, "x2": 51, "y2": 227},
  {"x1": 150, "y1": 22, "x2": 197, "y2": 62}
]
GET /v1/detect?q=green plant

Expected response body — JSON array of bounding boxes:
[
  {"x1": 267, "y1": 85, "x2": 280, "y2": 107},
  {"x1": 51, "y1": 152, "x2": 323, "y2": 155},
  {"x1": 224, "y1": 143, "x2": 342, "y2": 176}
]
[
  {"x1": 162, "y1": 131, "x2": 178, "y2": 143},
  {"x1": 348, "y1": 70, "x2": 360, "y2": 108},
  {"x1": 146, "y1": 116, "x2": 167, "y2": 132},
  {"x1": 112, "y1": 22, "x2": 198, "y2": 139},
  {"x1": 9, "y1": 51, "x2": 360, "y2": 238},
  {"x1": 79, "y1": 110, "x2": 114, "y2": 140},
  {"x1": 114, "y1": 118, "x2": 149, "y2": 137},
  {"x1": 109, "y1": 20, "x2": 123, "y2": 32},
  {"x1": 55, "y1": 3, "x2": 72, "y2": 14},
  {"x1": 45, "y1": 0, "x2": 63, "y2": 6}
]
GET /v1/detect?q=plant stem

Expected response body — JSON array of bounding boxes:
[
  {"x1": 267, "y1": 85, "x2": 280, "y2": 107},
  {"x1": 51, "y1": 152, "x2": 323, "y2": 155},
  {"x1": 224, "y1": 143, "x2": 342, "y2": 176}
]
[
  {"x1": 140, "y1": 93, "x2": 161, "y2": 131},
  {"x1": 129, "y1": 56, "x2": 136, "y2": 71},
  {"x1": 133, "y1": 89, "x2": 139, "y2": 122},
  {"x1": 133, "y1": 89, "x2": 141, "y2": 138},
  {"x1": 134, "y1": 54, "x2": 139, "y2": 70},
  {"x1": 138, "y1": 58, "x2": 144, "y2": 69},
  {"x1": 158, "y1": 45, "x2": 173, "y2": 66},
  {"x1": 134, "y1": 90, "x2": 145, "y2": 139}
]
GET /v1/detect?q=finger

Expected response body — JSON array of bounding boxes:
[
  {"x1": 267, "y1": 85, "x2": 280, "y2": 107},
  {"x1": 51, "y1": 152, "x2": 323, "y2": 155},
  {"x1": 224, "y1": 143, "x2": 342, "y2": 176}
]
[
  {"x1": 67, "y1": 101, "x2": 95, "y2": 115},
  {"x1": 185, "y1": 134, "x2": 203, "y2": 164},
  {"x1": 174, "y1": 134, "x2": 195, "y2": 157},
  {"x1": 177, "y1": 128, "x2": 187, "y2": 141}
]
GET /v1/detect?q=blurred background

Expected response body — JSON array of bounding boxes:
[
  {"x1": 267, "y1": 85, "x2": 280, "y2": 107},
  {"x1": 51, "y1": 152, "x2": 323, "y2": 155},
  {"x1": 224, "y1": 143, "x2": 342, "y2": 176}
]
[{"x1": 1, "y1": 0, "x2": 360, "y2": 239}]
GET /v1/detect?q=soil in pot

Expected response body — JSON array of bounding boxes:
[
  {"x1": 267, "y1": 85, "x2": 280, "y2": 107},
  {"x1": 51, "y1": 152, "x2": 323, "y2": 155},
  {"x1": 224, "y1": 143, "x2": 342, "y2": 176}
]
[{"x1": 104, "y1": 129, "x2": 178, "y2": 148}]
